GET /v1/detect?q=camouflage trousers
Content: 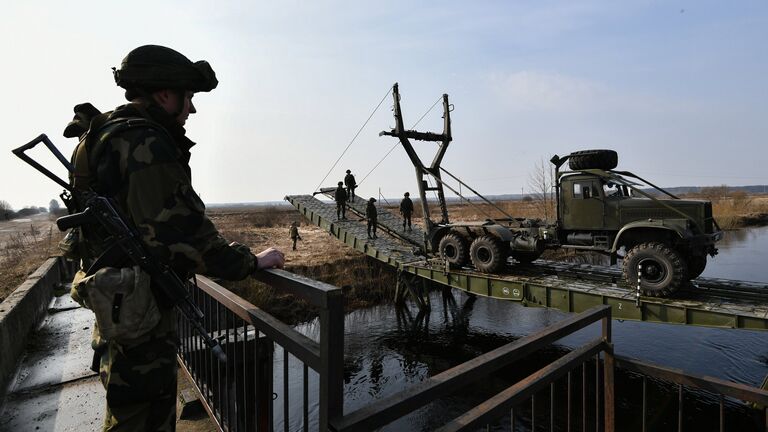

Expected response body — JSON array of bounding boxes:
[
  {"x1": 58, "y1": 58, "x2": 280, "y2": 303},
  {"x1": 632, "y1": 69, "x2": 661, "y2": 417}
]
[{"x1": 98, "y1": 333, "x2": 178, "y2": 431}]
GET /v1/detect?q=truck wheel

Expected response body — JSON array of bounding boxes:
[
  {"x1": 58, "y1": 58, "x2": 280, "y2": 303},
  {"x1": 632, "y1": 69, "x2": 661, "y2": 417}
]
[
  {"x1": 568, "y1": 149, "x2": 618, "y2": 170},
  {"x1": 622, "y1": 242, "x2": 687, "y2": 297},
  {"x1": 470, "y1": 235, "x2": 507, "y2": 273},
  {"x1": 439, "y1": 233, "x2": 469, "y2": 268},
  {"x1": 511, "y1": 251, "x2": 542, "y2": 265},
  {"x1": 687, "y1": 255, "x2": 707, "y2": 279}
]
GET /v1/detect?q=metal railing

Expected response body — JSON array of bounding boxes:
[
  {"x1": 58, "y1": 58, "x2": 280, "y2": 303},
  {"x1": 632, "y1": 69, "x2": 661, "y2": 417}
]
[
  {"x1": 615, "y1": 356, "x2": 768, "y2": 432},
  {"x1": 176, "y1": 269, "x2": 768, "y2": 432},
  {"x1": 332, "y1": 304, "x2": 615, "y2": 432},
  {"x1": 177, "y1": 269, "x2": 344, "y2": 432}
]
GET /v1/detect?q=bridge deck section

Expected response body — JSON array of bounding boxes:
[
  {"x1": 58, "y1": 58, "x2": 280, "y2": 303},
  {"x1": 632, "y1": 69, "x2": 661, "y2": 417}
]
[
  {"x1": 286, "y1": 194, "x2": 768, "y2": 331},
  {"x1": 0, "y1": 293, "x2": 102, "y2": 431}
]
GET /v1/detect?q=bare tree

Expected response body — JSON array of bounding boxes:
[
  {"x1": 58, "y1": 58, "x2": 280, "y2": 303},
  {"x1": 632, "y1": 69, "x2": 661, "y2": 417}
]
[
  {"x1": 0, "y1": 200, "x2": 12, "y2": 220},
  {"x1": 49, "y1": 199, "x2": 60, "y2": 213},
  {"x1": 527, "y1": 158, "x2": 555, "y2": 220}
]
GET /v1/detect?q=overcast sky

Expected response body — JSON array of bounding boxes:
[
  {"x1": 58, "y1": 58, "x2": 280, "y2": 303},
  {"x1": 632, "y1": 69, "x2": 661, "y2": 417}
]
[{"x1": 1, "y1": 1, "x2": 766, "y2": 210}]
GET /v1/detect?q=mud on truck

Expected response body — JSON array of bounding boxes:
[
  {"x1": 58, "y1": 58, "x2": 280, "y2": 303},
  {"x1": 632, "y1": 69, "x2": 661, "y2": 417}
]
[{"x1": 381, "y1": 83, "x2": 723, "y2": 297}]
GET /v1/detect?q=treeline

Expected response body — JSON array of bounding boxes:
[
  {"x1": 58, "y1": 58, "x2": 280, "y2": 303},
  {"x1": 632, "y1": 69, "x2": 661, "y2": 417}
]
[{"x1": 0, "y1": 199, "x2": 67, "y2": 221}]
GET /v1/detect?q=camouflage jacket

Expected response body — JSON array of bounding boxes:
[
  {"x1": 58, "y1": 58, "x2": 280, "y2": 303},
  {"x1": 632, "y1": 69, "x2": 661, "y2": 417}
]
[
  {"x1": 334, "y1": 186, "x2": 347, "y2": 203},
  {"x1": 400, "y1": 197, "x2": 413, "y2": 214},
  {"x1": 289, "y1": 225, "x2": 299, "y2": 239},
  {"x1": 344, "y1": 173, "x2": 356, "y2": 188},
  {"x1": 72, "y1": 101, "x2": 257, "y2": 280},
  {"x1": 366, "y1": 202, "x2": 377, "y2": 220}
]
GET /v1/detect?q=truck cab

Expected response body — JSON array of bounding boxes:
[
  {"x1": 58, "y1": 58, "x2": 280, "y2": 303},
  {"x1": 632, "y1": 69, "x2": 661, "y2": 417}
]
[{"x1": 553, "y1": 151, "x2": 722, "y2": 296}]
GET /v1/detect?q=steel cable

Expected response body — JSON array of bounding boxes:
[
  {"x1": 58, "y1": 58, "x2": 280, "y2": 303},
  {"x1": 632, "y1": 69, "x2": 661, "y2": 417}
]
[
  {"x1": 314, "y1": 87, "x2": 392, "y2": 193},
  {"x1": 358, "y1": 95, "x2": 443, "y2": 186}
]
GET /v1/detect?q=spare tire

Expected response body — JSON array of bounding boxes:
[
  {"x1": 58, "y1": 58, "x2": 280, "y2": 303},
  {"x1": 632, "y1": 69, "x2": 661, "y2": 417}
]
[{"x1": 568, "y1": 149, "x2": 618, "y2": 170}]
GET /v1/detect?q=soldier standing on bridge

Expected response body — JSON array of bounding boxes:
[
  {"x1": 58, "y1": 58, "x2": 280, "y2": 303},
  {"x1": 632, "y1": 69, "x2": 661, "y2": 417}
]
[
  {"x1": 66, "y1": 45, "x2": 285, "y2": 431},
  {"x1": 366, "y1": 197, "x2": 378, "y2": 239},
  {"x1": 335, "y1": 181, "x2": 348, "y2": 220},
  {"x1": 400, "y1": 191, "x2": 413, "y2": 231},
  {"x1": 289, "y1": 221, "x2": 302, "y2": 250},
  {"x1": 344, "y1": 169, "x2": 357, "y2": 201}
]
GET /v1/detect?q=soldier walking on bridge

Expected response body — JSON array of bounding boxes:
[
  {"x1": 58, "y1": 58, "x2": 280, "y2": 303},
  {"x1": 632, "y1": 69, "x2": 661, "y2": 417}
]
[
  {"x1": 400, "y1": 191, "x2": 413, "y2": 231},
  {"x1": 344, "y1": 169, "x2": 357, "y2": 201},
  {"x1": 366, "y1": 197, "x2": 378, "y2": 239},
  {"x1": 335, "y1": 181, "x2": 348, "y2": 220},
  {"x1": 289, "y1": 221, "x2": 302, "y2": 250}
]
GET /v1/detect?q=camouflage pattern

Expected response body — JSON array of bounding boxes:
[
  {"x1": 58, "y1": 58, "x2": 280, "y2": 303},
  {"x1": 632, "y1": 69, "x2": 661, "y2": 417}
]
[
  {"x1": 74, "y1": 101, "x2": 257, "y2": 279},
  {"x1": 289, "y1": 223, "x2": 301, "y2": 250},
  {"x1": 70, "y1": 99, "x2": 257, "y2": 431},
  {"x1": 97, "y1": 331, "x2": 178, "y2": 431}
]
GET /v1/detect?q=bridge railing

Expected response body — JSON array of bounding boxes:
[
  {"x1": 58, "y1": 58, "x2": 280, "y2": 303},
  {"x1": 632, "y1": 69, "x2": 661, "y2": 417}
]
[
  {"x1": 332, "y1": 304, "x2": 615, "y2": 431},
  {"x1": 615, "y1": 356, "x2": 768, "y2": 432},
  {"x1": 177, "y1": 269, "x2": 343, "y2": 432}
]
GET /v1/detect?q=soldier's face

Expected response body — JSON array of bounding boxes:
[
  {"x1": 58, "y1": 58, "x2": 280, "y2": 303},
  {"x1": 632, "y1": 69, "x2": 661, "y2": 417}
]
[
  {"x1": 176, "y1": 91, "x2": 196, "y2": 126},
  {"x1": 154, "y1": 90, "x2": 196, "y2": 126}
]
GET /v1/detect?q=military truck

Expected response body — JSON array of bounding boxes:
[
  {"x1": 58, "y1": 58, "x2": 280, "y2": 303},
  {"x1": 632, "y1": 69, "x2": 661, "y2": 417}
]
[{"x1": 380, "y1": 84, "x2": 722, "y2": 297}]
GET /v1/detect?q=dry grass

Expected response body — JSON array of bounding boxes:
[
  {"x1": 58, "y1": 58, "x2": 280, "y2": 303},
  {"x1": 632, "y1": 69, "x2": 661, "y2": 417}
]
[
  {"x1": 0, "y1": 215, "x2": 62, "y2": 303},
  {"x1": 210, "y1": 205, "x2": 396, "y2": 323},
  {"x1": 709, "y1": 195, "x2": 768, "y2": 230}
]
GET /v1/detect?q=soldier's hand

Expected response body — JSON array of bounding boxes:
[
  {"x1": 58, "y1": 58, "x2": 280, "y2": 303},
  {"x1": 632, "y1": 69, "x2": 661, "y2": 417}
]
[{"x1": 255, "y1": 247, "x2": 285, "y2": 269}]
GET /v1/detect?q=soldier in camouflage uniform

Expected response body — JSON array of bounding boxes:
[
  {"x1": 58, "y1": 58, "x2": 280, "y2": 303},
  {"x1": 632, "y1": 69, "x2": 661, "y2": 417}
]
[
  {"x1": 289, "y1": 221, "x2": 301, "y2": 250},
  {"x1": 66, "y1": 45, "x2": 285, "y2": 431},
  {"x1": 335, "y1": 181, "x2": 347, "y2": 220},
  {"x1": 399, "y1": 192, "x2": 413, "y2": 231},
  {"x1": 366, "y1": 197, "x2": 378, "y2": 239},
  {"x1": 344, "y1": 169, "x2": 357, "y2": 201}
]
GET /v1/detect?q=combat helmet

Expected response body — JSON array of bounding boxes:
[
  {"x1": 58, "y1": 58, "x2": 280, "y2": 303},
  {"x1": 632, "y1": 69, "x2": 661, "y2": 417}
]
[{"x1": 113, "y1": 45, "x2": 218, "y2": 100}]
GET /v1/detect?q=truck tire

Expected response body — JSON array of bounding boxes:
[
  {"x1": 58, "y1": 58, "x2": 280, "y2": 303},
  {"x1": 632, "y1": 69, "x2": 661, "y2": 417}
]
[
  {"x1": 439, "y1": 233, "x2": 469, "y2": 268},
  {"x1": 623, "y1": 242, "x2": 687, "y2": 297},
  {"x1": 568, "y1": 149, "x2": 618, "y2": 170},
  {"x1": 686, "y1": 255, "x2": 707, "y2": 279},
  {"x1": 469, "y1": 235, "x2": 507, "y2": 273},
  {"x1": 511, "y1": 251, "x2": 542, "y2": 265}
]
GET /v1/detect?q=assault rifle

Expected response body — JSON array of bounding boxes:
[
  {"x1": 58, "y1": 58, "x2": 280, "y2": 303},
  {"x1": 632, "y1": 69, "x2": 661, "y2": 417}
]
[{"x1": 13, "y1": 134, "x2": 227, "y2": 363}]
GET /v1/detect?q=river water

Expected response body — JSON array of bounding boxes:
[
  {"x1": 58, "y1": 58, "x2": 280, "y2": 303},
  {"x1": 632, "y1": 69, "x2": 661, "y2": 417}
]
[{"x1": 280, "y1": 226, "x2": 768, "y2": 431}]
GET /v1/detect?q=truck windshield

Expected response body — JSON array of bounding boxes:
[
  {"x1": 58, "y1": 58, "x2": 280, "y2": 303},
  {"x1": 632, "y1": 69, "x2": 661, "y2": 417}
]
[{"x1": 602, "y1": 181, "x2": 623, "y2": 197}]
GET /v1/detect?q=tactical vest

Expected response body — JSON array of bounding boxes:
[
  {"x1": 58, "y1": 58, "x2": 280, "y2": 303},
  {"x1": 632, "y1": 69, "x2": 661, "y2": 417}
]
[{"x1": 70, "y1": 116, "x2": 167, "y2": 193}]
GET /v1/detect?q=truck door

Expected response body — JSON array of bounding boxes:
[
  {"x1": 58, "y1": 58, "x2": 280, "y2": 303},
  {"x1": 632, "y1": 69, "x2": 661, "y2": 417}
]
[{"x1": 563, "y1": 179, "x2": 605, "y2": 230}]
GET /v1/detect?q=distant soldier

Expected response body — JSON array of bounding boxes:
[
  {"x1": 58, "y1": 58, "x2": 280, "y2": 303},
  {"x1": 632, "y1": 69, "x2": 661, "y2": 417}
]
[
  {"x1": 289, "y1": 221, "x2": 302, "y2": 250},
  {"x1": 344, "y1": 169, "x2": 357, "y2": 201},
  {"x1": 335, "y1": 181, "x2": 347, "y2": 220},
  {"x1": 366, "y1": 197, "x2": 378, "y2": 239},
  {"x1": 400, "y1": 192, "x2": 413, "y2": 231}
]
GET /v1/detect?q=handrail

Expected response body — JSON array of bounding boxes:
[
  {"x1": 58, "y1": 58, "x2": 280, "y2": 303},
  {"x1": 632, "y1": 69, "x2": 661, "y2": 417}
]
[
  {"x1": 195, "y1": 276, "x2": 322, "y2": 368},
  {"x1": 181, "y1": 270, "x2": 345, "y2": 431},
  {"x1": 333, "y1": 305, "x2": 612, "y2": 432},
  {"x1": 253, "y1": 268, "x2": 343, "y2": 309},
  {"x1": 437, "y1": 338, "x2": 609, "y2": 432},
  {"x1": 615, "y1": 355, "x2": 768, "y2": 406}
]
